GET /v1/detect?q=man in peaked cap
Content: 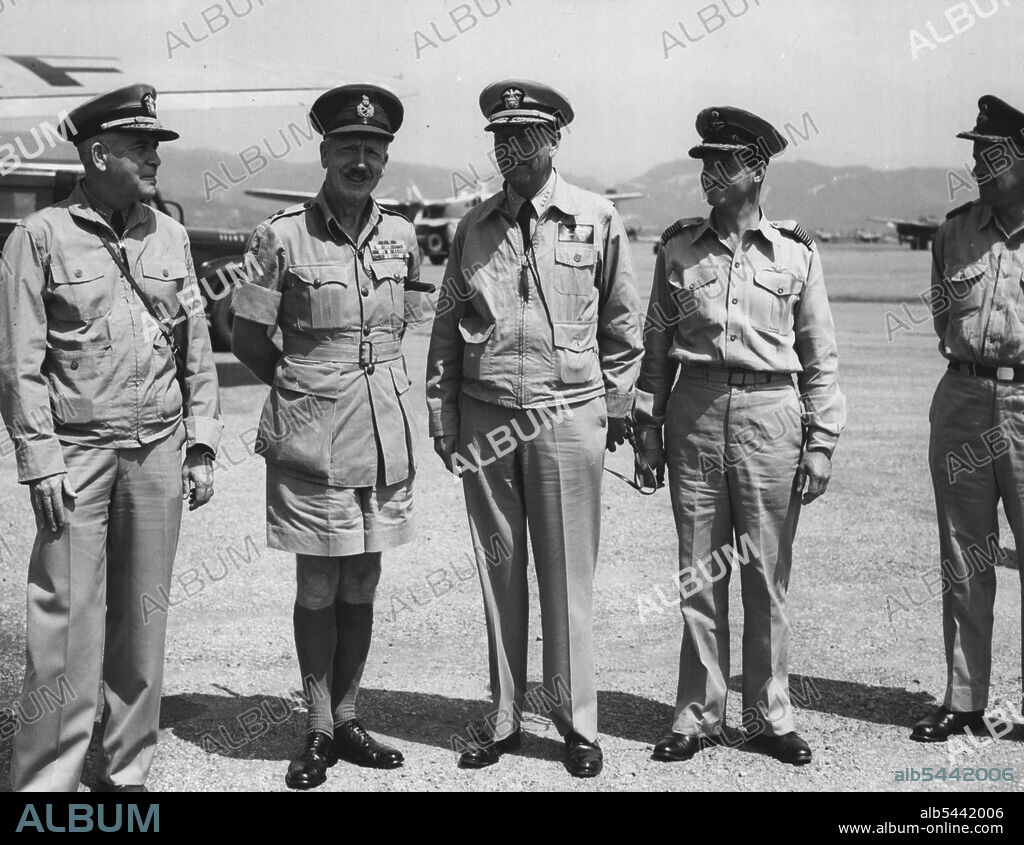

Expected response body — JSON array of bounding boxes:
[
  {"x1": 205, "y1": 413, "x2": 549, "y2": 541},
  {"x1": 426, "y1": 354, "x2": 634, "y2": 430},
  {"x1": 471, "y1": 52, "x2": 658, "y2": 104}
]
[
  {"x1": 911, "y1": 95, "x2": 1024, "y2": 743},
  {"x1": 0, "y1": 84, "x2": 221, "y2": 791},
  {"x1": 426, "y1": 79, "x2": 643, "y2": 778},
  {"x1": 635, "y1": 105, "x2": 844, "y2": 766},
  {"x1": 232, "y1": 84, "x2": 424, "y2": 789}
]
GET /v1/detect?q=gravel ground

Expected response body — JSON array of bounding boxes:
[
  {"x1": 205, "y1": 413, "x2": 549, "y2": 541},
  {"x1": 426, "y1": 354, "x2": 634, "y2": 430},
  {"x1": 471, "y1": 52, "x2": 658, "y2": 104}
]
[{"x1": 1, "y1": 245, "x2": 1022, "y2": 792}]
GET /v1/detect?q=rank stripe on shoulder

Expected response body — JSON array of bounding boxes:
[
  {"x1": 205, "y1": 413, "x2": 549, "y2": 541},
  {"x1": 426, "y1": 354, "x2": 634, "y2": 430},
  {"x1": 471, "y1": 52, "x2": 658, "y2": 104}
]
[
  {"x1": 772, "y1": 220, "x2": 814, "y2": 249},
  {"x1": 946, "y1": 200, "x2": 975, "y2": 220},
  {"x1": 660, "y1": 216, "x2": 704, "y2": 246},
  {"x1": 268, "y1": 201, "x2": 311, "y2": 222}
]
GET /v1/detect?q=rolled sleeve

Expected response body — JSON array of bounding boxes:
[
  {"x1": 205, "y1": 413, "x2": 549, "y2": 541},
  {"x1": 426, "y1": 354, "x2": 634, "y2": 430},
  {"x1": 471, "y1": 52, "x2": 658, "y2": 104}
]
[
  {"x1": 178, "y1": 238, "x2": 223, "y2": 454},
  {"x1": 0, "y1": 225, "x2": 66, "y2": 483},
  {"x1": 794, "y1": 245, "x2": 845, "y2": 454},
  {"x1": 231, "y1": 223, "x2": 284, "y2": 326},
  {"x1": 597, "y1": 208, "x2": 643, "y2": 418},
  {"x1": 425, "y1": 223, "x2": 468, "y2": 438}
]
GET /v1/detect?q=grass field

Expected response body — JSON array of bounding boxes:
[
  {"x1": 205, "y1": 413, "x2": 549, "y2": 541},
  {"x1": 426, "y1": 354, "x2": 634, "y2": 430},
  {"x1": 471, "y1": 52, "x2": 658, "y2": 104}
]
[{"x1": 1, "y1": 243, "x2": 1022, "y2": 793}]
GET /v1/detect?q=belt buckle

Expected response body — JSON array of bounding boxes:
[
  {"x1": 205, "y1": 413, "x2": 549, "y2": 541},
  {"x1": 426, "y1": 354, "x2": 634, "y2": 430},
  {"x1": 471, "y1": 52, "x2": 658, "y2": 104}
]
[
  {"x1": 996, "y1": 366, "x2": 1014, "y2": 382},
  {"x1": 359, "y1": 340, "x2": 375, "y2": 373},
  {"x1": 728, "y1": 371, "x2": 745, "y2": 386}
]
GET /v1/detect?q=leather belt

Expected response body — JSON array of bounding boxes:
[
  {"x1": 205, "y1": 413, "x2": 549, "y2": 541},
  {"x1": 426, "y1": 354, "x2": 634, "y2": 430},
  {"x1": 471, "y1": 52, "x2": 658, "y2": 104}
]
[
  {"x1": 948, "y1": 361, "x2": 1024, "y2": 382},
  {"x1": 282, "y1": 336, "x2": 402, "y2": 371},
  {"x1": 679, "y1": 365, "x2": 792, "y2": 387}
]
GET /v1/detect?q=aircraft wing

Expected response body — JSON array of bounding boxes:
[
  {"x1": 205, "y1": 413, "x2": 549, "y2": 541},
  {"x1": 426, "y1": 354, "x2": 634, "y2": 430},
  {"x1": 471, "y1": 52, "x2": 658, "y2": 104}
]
[
  {"x1": 868, "y1": 216, "x2": 941, "y2": 237},
  {"x1": 604, "y1": 191, "x2": 643, "y2": 203},
  {"x1": 245, "y1": 188, "x2": 406, "y2": 210}
]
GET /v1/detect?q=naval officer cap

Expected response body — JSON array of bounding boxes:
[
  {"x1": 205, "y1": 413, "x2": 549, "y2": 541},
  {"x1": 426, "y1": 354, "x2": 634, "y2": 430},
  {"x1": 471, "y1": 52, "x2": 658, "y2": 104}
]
[
  {"x1": 479, "y1": 79, "x2": 574, "y2": 132},
  {"x1": 59, "y1": 84, "x2": 180, "y2": 145},
  {"x1": 688, "y1": 106, "x2": 787, "y2": 163},
  {"x1": 957, "y1": 95, "x2": 1024, "y2": 144},
  {"x1": 309, "y1": 84, "x2": 404, "y2": 141}
]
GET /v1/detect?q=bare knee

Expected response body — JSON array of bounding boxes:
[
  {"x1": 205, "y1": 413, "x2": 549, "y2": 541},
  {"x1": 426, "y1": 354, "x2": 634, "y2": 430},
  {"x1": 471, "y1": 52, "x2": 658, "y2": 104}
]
[
  {"x1": 296, "y1": 555, "x2": 340, "y2": 609},
  {"x1": 337, "y1": 552, "x2": 382, "y2": 604}
]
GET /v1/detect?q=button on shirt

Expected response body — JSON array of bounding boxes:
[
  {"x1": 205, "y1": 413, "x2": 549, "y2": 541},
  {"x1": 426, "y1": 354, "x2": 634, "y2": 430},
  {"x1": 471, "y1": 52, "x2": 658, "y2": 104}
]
[
  {"x1": 426, "y1": 171, "x2": 643, "y2": 438},
  {"x1": 636, "y1": 211, "x2": 845, "y2": 453},
  {"x1": 932, "y1": 200, "x2": 1024, "y2": 365},
  {"x1": 231, "y1": 188, "x2": 421, "y2": 487},
  {"x1": 0, "y1": 183, "x2": 222, "y2": 483}
]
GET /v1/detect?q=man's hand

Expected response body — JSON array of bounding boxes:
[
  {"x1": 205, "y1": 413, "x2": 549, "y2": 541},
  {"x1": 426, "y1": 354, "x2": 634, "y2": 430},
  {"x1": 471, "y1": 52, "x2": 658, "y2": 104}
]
[
  {"x1": 606, "y1": 417, "x2": 630, "y2": 452},
  {"x1": 182, "y1": 446, "x2": 215, "y2": 511},
  {"x1": 634, "y1": 427, "x2": 665, "y2": 490},
  {"x1": 433, "y1": 435, "x2": 458, "y2": 474},
  {"x1": 796, "y1": 450, "x2": 831, "y2": 505},
  {"x1": 29, "y1": 472, "x2": 77, "y2": 533}
]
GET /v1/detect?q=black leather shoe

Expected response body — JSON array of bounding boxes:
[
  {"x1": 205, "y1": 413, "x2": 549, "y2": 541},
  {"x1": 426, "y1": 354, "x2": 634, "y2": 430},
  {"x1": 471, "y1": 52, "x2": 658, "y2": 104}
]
[
  {"x1": 652, "y1": 732, "x2": 705, "y2": 762},
  {"x1": 285, "y1": 730, "x2": 332, "y2": 789},
  {"x1": 94, "y1": 781, "x2": 147, "y2": 792},
  {"x1": 564, "y1": 731, "x2": 603, "y2": 778},
  {"x1": 910, "y1": 707, "x2": 986, "y2": 742},
  {"x1": 749, "y1": 731, "x2": 812, "y2": 765},
  {"x1": 330, "y1": 719, "x2": 404, "y2": 769},
  {"x1": 458, "y1": 728, "x2": 522, "y2": 769}
]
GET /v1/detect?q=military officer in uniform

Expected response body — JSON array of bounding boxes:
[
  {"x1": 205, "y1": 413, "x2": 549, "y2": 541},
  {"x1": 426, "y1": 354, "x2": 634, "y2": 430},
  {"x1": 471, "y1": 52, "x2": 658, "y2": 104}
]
[
  {"x1": 425, "y1": 80, "x2": 643, "y2": 778},
  {"x1": 232, "y1": 84, "x2": 423, "y2": 789},
  {"x1": 635, "y1": 107, "x2": 844, "y2": 766},
  {"x1": 911, "y1": 96, "x2": 1024, "y2": 742},
  {"x1": 0, "y1": 85, "x2": 221, "y2": 792}
]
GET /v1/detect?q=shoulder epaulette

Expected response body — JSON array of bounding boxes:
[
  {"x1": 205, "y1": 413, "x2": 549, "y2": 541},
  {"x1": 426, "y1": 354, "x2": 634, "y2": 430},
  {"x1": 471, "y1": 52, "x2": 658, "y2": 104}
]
[
  {"x1": 268, "y1": 201, "x2": 312, "y2": 222},
  {"x1": 771, "y1": 220, "x2": 814, "y2": 248},
  {"x1": 946, "y1": 201, "x2": 975, "y2": 220},
  {"x1": 379, "y1": 204, "x2": 412, "y2": 224},
  {"x1": 660, "y1": 216, "x2": 704, "y2": 246}
]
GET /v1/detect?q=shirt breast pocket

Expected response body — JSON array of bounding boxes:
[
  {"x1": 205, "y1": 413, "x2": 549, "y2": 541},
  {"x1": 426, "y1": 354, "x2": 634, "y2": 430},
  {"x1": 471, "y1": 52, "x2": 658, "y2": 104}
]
[
  {"x1": 140, "y1": 257, "x2": 187, "y2": 320},
  {"x1": 369, "y1": 257, "x2": 408, "y2": 323},
  {"x1": 750, "y1": 269, "x2": 804, "y2": 334},
  {"x1": 553, "y1": 245, "x2": 599, "y2": 296},
  {"x1": 288, "y1": 264, "x2": 355, "y2": 331},
  {"x1": 48, "y1": 259, "x2": 112, "y2": 322},
  {"x1": 668, "y1": 266, "x2": 720, "y2": 328},
  {"x1": 458, "y1": 315, "x2": 495, "y2": 381},
  {"x1": 947, "y1": 259, "x2": 987, "y2": 316}
]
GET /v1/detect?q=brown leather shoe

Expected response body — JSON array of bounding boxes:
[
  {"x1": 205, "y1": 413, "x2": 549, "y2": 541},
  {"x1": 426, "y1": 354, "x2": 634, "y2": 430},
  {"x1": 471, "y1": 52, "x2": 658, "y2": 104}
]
[
  {"x1": 749, "y1": 731, "x2": 812, "y2": 765},
  {"x1": 910, "y1": 707, "x2": 986, "y2": 743},
  {"x1": 652, "y1": 732, "x2": 706, "y2": 762},
  {"x1": 564, "y1": 731, "x2": 603, "y2": 778},
  {"x1": 457, "y1": 728, "x2": 522, "y2": 769}
]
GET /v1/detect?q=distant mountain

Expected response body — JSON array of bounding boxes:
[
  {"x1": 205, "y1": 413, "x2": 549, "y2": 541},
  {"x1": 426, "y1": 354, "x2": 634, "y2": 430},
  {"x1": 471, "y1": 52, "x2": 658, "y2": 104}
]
[
  {"x1": 3, "y1": 136, "x2": 970, "y2": 236},
  {"x1": 617, "y1": 159, "x2": 962, "y2": 237}
]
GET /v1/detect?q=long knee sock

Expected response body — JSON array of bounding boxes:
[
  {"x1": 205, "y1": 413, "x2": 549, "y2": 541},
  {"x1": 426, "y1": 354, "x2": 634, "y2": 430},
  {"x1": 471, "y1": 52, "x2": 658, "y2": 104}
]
[
  {"x1": 293, "y1": 603, "x2": 336, "y2": 736},
  {"x1": 332, "y1": 602, "x2": 373, "y2": 726}
]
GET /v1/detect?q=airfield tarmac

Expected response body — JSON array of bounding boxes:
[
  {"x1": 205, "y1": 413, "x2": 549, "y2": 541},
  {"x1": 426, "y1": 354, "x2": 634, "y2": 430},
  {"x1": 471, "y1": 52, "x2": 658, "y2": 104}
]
[{"x1": 1, "y1": 243, "x2": 1022, "y2": 793}]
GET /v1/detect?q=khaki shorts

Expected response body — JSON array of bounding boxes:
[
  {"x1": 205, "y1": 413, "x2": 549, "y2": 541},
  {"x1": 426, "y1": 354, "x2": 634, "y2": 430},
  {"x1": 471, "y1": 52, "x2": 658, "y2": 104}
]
[{"x1": 266, "y1": 465, "x2": 415, "y2": 557}]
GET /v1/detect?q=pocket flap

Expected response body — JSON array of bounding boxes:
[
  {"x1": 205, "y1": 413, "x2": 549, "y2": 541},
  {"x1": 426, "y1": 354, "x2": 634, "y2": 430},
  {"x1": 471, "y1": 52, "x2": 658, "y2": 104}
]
[
  {"x1": 141, "y1": 258, "x2": 188, "y2": 281},
  {"x1": 672, "y1": 265, "x2": 717, "y2": 291},
  {"x1": 390, "y1": 365, "x2": 412, "y2": 396},
  {"x1": 273, "y1": 357, "x2": 342, "y2": 398},
  {"x1": 949, "y1": 259, "x2": 988, "y2": 284},
  {"x1": 51, "y1": 258, "x2": 106, "y2": 285},
  {"x1": 289, "y1": 264, "x2": 353, "y2": 288},
  {"x1": 754, "y1": 269, "x2": 803, "y2": 297},
  {"x1": 554, "y1": 245, "x2": 598, "y2": 267},
  {"x1": 458, "y1": 316, "x2": 495, "y2": 344},
  {"x1": 552, "y1": 320, "x2": 597, "y2": 351},
  {"x1": 370, "y1": 258, "x2": 408, "y2": 282}
]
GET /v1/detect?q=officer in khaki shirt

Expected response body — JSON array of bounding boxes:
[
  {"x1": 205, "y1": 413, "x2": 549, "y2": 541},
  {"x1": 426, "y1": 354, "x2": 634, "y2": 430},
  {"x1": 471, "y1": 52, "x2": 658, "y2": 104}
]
[
  {"x1": 426, "y1": 80, "x2": 643, "y2": 778},
  {"x1": 636, "y1": 107, "x2": 844, "y2": 767},
  {"x1": 0, "y1": 85, "x2": 220, "y2": 792},
  {"x1": 912, "y1": 96, "x2": 1024, "y2": 743},
  {"x1": 232, "y1": 85, "x2": 424, "y2": 789}
]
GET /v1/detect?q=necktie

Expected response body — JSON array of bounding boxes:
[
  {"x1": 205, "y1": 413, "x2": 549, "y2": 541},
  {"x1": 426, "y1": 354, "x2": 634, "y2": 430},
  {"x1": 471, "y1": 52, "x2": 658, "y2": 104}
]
[
  {"x1": 111, "y1": 210, "x2": 125, "y2": 237},
  {"x1": 517, "y1": 200, "x2": 535, "y2": 249}
]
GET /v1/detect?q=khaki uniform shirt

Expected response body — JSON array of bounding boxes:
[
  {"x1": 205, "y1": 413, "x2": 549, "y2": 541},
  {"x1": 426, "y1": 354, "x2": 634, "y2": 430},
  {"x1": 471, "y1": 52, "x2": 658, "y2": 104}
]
[
  {"x1": 0, "y1": 183, "x2": 221, "y2": 483},
  {"x1": 637, "y1": 211, "x2": 845, "y2": 454},
  {"x1": 425, "y1": 171, "x2": 643, "y2": 437},
  {"x1": 932, "y1": 199, "x2": 1024, "y2": 365},
  {"x1": 232, "y1": 188, "x2": 420, "y2": 487}
]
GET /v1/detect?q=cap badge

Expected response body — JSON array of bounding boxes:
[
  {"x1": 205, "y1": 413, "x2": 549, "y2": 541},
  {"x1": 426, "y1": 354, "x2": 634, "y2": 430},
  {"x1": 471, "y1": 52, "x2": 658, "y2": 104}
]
[
  {"x1": 502, "y1": 87, "x2": 524, "y2": 109},
  {"x1": 357, "y1": 95, "x2": 375, "y2": 120},
  {"x1": 142, "y1": 93, "x2": 156, "y2": 117},
  {"x1": 709, "y1": 110, "x2": 724, "y2": 131}
]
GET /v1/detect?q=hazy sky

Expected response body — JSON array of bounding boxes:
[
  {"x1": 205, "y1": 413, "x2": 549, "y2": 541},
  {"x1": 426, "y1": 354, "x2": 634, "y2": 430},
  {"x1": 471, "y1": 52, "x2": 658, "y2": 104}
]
[{"x1": 2, "y1": 0, "x2": 1023, "y2": 184}]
